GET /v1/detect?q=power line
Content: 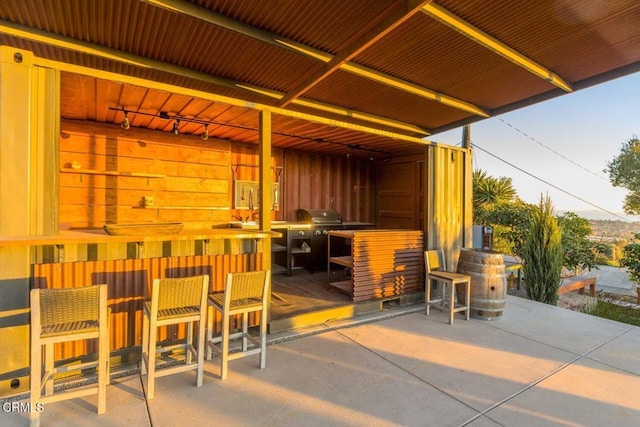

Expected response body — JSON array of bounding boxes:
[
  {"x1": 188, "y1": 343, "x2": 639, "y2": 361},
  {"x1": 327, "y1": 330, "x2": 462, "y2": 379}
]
[
  {"x1": 497, "y1": 117, "x2": 610, "y2": 182},
  {"x1": 472, "y1": 142, "x2": 632, "y2": 223}
]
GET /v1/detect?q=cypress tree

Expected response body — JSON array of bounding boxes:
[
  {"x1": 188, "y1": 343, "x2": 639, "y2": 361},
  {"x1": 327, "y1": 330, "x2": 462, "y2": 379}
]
[{"x1": 523, "y1": 195, "x2": 563, "y2": 304}]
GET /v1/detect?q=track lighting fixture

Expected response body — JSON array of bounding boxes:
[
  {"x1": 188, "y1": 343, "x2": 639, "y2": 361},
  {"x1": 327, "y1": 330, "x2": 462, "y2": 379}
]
[
  {"x1": 121, "y1": 111, "x2": 130, "y2": 130},
  {"x1": 109, "y1": 106, "x2": 393, "y2": 159}
]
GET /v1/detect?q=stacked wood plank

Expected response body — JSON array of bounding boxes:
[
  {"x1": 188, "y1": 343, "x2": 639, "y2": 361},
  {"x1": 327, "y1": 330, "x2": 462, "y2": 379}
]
[{"x1": 330, "y1": 230, "x2": 424, "y2": 302}]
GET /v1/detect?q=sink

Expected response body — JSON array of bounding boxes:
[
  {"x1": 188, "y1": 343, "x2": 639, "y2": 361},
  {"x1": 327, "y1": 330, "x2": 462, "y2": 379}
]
[{"x1": 228, "y1": 220, "x2": 310, "y2": 230}]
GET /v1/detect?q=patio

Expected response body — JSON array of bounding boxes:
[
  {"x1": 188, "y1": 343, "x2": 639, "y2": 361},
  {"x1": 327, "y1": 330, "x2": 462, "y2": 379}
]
[{"x1": 3, "y1": 295, "x2": 639, "y2": 426}]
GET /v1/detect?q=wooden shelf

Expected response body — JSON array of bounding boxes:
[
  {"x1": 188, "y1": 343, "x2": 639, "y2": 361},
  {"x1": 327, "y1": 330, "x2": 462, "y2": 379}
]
[
  {"x1": 328, "y1": 256, "x2": 352, "y2": 268},
  {"x1": 61, "y1": 168, "x2": 165, "y2": 178},
  {"x1": 133, "y1": 206, "x2": 230, "y2": 210},
  {"x1": 272, "y1": 243, "x2": 287, "y2": 253},
  {"x1": 328, "y1": 280, "x2": 353, "y2": 296},
  {"x1": 291, "y1": 247, "x2": 312, "y2": 255}
]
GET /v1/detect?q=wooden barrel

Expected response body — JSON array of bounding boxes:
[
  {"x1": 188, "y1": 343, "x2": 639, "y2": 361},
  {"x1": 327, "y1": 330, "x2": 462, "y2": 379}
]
[{"x1": 456, "y1": 249, "x2": 507, "y2": 320}]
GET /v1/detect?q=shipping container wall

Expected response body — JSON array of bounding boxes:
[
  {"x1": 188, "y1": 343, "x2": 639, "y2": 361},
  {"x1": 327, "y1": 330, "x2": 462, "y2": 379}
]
[
  {"x1": 427, "y1": 144, "x2": 473, "y2": 269},
  {"x1": 281, "y1": 151, "x2": 375, "y2": 222}
]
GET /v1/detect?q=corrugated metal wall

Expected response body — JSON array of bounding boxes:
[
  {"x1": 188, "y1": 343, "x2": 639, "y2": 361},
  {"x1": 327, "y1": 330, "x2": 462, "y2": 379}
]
[
  {"x1": 427, "y1": 144, "x2": 473, "y2": 269},
  {"x1": 33, "y1": 253, "x2": 263, "y2": 360},
  {"x1": 282, "y1": 150, "x2": 375, "y2": 222}
]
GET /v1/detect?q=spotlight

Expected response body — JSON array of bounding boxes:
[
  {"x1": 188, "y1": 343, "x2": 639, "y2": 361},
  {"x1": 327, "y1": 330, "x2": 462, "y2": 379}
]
[
  {"x1": 121, "y1": 111, "x2": 130, "y2": 130},
  {"x1": 172, "y1": 120, "x2": 180, "y2": 135},
  {"x1": 201, "y1": 124, "x2": 209, "y2": 141},
  {"x1": 346, "y1": 152, "x2": 353, "y2": 159},
  {"x1": 369, "y1": 155, "x2": 375, "y2": 161}
]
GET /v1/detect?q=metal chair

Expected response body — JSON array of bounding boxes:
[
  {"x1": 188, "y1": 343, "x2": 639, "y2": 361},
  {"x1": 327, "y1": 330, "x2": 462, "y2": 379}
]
[
  {"x1": 425, "y1": 250, "x2": 471, "y2": 324},
  {"x1": 30, "y1": 284, "x2": 109, "y2": 427},
  {"x1": 206, "y1": 270, "x2": 270, "y2": 380},
  {"x1": 141, "y1": 275, "x2": 209, "y2": 399}
]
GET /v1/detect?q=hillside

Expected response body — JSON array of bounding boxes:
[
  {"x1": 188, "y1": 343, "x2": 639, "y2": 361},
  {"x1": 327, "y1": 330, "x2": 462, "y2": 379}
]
[{"x1": 589, "y1": 220, "x2": 640, "y2": 243}]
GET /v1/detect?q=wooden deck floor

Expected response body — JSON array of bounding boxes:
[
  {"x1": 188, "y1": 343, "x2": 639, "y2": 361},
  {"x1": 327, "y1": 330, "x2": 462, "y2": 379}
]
[{"x1": 270, "y1": 269, "x2": 352, "y2": 320}]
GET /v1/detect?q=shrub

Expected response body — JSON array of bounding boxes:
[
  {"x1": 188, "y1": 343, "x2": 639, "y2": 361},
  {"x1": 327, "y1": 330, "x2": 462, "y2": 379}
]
[{"x1": 523, "y1": 196, "x2": 563, "y2": 305}]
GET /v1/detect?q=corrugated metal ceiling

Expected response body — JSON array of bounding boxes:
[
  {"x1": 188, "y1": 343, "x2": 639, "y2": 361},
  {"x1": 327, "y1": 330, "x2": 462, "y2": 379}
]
[{"x1": 1, "y1": 0, "x2": 639, "y2": 158}]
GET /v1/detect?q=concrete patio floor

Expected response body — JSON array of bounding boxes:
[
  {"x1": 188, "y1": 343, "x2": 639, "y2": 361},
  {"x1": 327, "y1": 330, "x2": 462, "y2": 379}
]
[{"x1": 3, "y1": 295, "x2": 639, "y2": 426}]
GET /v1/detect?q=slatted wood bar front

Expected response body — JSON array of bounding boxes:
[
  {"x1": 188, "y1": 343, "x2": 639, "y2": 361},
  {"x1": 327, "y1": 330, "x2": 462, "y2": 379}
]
[
  {"x1": 328, "y1": 230, "x2": 424, "y2": 302},
  {"x1": 33, "y1": 253, "x2": 264, "y2": 360}
]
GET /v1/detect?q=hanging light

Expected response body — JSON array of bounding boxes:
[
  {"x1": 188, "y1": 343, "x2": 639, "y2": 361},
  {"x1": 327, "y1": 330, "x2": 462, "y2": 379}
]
[
  {"x1": 201, "y1": 124, "x2": 209, "y2": 141},
  {"x1": 121, "y1": 111, "x2": 130, "y2": 130},
  {"x1": 172, "y1": 119, "x2": 180, "y2": 135}
]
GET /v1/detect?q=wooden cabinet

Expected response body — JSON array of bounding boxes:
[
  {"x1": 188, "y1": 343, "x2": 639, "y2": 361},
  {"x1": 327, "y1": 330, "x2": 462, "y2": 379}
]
[{"x1": 328, "y1": 230, "x2": 424, "y2": 302}]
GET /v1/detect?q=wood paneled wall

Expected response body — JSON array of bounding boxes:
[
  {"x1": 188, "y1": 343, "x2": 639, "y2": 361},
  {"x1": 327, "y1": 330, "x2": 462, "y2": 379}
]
[
  {"x1": 59, "y1": 120, "x2": 376, "y2": 228},
  {"x1": 60, "y1": 120, "x2": 231, "y2": 229}
]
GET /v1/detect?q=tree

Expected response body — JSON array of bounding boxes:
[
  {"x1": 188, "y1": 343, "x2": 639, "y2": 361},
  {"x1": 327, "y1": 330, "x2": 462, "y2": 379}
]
[
  {"x1": 481, "y1": 200, "x2": 534, "y2": 257},
  {"x1": 621, "y1": 233, "x2": 640, "y2": 283},
  {"x1": 522, "y1": 195, "x2": 563, "y2": 305},
  {"x1": 605, "y1": 136, "x2": 640, "y2": 214},
  {"x1": 556, "y1": 212, "x2": 609, "y2": 273},
  {"x1": 473, "y1": 169, "x2": 517, "y2": 224}
]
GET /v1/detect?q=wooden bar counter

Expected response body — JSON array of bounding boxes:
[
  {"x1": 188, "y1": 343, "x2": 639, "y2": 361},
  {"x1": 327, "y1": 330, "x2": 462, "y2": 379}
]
[
  {"x1": 327, "y1": 230, "x2": 424, "y2": 302},
  {"x1": 0, "y1": 227, "x2": 279, "y2": 363}
]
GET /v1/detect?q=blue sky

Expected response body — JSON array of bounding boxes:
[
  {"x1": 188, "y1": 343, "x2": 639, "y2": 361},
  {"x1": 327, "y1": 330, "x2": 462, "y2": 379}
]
[{"x1": 432, "y1": 71, "x2": 640, "y2": 220}]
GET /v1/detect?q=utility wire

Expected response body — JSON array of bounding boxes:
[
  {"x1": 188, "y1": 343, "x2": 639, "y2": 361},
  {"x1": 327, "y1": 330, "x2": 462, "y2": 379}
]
[
  {"x1": 472, "y1": 142, "x2": 632, "y2": 223},
  {"x1": 497, "y1": 117, "x2": 610, "y2": 182}
]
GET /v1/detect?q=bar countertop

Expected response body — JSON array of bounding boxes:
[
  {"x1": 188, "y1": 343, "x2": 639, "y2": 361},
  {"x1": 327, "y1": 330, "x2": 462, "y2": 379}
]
[{"x1": 0, "y1": 227, "x2": 281, "y2": 247}]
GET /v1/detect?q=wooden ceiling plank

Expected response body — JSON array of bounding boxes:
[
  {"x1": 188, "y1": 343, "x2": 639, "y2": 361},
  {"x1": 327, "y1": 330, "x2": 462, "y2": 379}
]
[
  {"x1": 0, "y1": 19, "x2": 429, "y2": 137},
  {"x1": 422, "y1": 3, "x2": 573, "y2": 92},
  {"x1": 37, "y1": 57, "x2": 431, "y2": 145}
]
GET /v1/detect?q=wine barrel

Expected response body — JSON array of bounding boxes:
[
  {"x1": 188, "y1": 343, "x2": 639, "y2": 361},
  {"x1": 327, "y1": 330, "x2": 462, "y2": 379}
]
[{"x1": 456, "y1": 249, "x2": 507, "y2": 320}]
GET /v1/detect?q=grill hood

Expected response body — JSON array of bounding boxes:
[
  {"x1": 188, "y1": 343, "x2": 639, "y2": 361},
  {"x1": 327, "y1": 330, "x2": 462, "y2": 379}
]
[{"x1": 296, "y1": 209, "x2": 343, "y2": 225}]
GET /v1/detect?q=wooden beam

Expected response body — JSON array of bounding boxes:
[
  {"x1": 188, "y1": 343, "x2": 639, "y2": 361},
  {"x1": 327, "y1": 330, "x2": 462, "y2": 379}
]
[
  {"x1": 0, "y1": 20, "x2": 429, "y2": 137},
  {"x1": 258, "y1": 110, "x2": 272, "y2": 268},
  {"x1": 277, "y1": 0, "x2": 433, "y2": 107},
  {"x1": 33, "y1": 56, "x2": 432, "y2": 146},
  {"x1": 139, "y1": 0, "x2": 487, "y2": 117},
  {"x1": 422, "y1": 3, "x2": 573, "y2": 92},
  {"x1": 236, "y1": 83, "x2": 430, "y2": 135}
]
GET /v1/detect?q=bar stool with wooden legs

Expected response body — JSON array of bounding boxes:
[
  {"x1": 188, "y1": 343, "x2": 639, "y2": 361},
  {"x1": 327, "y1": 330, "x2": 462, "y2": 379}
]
[
  {"x1": 141, "y1": 275, "x2": 209, "y2": 399},
  {"x1": 206, "y1": 270, "x2": 269, "y2": 380},
  {"x1": 425, "y1": 250, "x2": 471, "y2": 324},
  {"x1": 30, "y1": 284, "x2": 109, "y2": 427}
]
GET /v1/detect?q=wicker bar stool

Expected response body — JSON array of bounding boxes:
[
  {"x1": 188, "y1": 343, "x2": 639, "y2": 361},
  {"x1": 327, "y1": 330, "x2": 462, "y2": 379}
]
[
  {"x1": 141, "y1": 275, "x2": 209, "y2": 399},
  {"x1": 206, "y1": 270, "x2": 270, "y2": 380},
  {"x1": 30, "y1": 284, "x2": 109, "y2": 427},
  {"x1": 425, "y1": 250, "x2": 471, "y2": 324}
]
